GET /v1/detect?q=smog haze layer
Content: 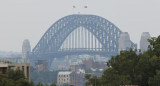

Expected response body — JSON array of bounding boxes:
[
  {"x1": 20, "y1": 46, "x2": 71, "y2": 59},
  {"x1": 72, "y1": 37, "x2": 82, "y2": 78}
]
[{"x1": 0, "y1": 0, "x2": 160, "y2": 51}]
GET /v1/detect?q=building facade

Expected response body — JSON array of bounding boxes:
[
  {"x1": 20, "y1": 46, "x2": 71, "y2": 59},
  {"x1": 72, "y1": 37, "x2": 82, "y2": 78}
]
[
  {"x1": 57, "y1": 71, "x2": 85, "y2": 86},
  {"x1": 70, "y1": 72, "x2": 85, "y2": 86},
  {"x1": 119, "y1": 32, "x2": 131, "y2": 52},
  {"x1": 140, "y1": 32, "x2": 151, "y2": 52},
  {"x1": 22, "y1": 39, "x2": 31, "y2": 58},
  {"x1": 57, "y1": 71, "x2": 71, "y2": 86}
]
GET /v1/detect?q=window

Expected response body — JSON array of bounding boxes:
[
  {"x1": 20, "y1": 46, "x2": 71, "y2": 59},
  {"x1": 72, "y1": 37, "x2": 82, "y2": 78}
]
[
  {"x1": 9, "y1": 66, "x2": 15, "y2": 69},
  {"x1": 22, "y1": 66, "x2": 24, "y2": 71}
]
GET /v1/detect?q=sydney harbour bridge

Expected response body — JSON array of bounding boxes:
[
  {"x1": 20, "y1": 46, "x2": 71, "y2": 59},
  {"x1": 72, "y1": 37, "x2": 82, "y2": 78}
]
[{"x1": 29, "y1": 14, "x2": 137, "y2": 68}]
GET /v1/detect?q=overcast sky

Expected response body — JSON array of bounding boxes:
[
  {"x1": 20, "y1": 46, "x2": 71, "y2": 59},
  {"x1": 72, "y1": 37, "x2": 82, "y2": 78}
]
[{"x1": 0, "y1": 0, "x2": 160, "y2": 52}]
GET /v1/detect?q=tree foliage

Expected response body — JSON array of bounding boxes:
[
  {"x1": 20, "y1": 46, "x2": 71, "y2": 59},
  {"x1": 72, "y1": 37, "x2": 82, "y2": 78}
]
[
  {"x1": 0, "y1": 69, "x2": 31, "y2": 86},
  {"x1": 86, "y1": 35, "x2": 160, "y2": 86},
  {"x1": 0, "y1": 69, "x2": 57, "y2": 86},
  {"x1": 50, "y1": 83, "x2": 56, "y2": 86},
  {"x1": 85, "y1": 74, "x2": 100, "y2": 86}
]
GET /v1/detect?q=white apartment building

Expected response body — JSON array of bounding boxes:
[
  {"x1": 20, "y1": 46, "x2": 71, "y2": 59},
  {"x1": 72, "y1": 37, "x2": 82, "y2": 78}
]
[
  {"x1": 57, "y1": 70, "x2": 85, "y2": 86},
  {"x1": 57, "y1": 71, "x2": 71, "y2": 86}
]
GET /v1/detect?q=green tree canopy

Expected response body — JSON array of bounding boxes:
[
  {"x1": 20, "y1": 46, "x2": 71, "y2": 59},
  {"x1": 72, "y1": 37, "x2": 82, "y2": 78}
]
[
  {"x1": 86, "y1": 35, "x2": 160, "y2": 86},
  {"x1": 0, "y1": 69, "x2": 31, "y2": 86}
]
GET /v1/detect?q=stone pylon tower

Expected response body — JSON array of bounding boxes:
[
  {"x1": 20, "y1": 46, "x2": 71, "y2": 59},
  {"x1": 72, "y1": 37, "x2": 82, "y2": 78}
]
[
  {"x1": 22, "y1": 39, "x2": 31, "y2": 58},
  {"x1": 118, "y1": 32, "x2": 131, "y2": 53},
  {"x1": 140, "y1": 32, "x2": 151, "y2": 52}
]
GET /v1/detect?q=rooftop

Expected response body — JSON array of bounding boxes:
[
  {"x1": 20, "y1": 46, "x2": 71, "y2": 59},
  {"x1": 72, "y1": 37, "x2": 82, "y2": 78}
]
[
  {"x1": 58, "y1": 71, "x2": 72, "y2": 75},
  {"x1": 0, "y1": 58, "x2": 29, "y2": 64}
]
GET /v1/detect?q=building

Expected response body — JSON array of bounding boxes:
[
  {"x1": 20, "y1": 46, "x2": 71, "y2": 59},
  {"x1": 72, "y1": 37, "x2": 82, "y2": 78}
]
[
  {"x1": 0, "y1": 59, "x2": 30, "y2": 81},
  {"x1": 119, "y1": 32, "x2": 131, "y2": 52},
  {"x1": 57, "y1": 71, "x2": 71, "y2": 86},
  {"x1": 35, "y1": 60, "x2": 48, "y2": 72},
  {"x1": 140, "y1": 32, "x2": 151, "y2": 52},
  {"x1": 70, "y1": 71, "x2": 85, "y2": 86},
  {"x1": 82, "y1": 59, "x2": 106, "y2": 70},
  {"x1": 57, "y1": 71, "x2": 85, "y2": 86},
  {"x1": 70, "y1": 64, "x2": 85, "y2": 72},
  {"x1": 22, "y1": 39, "x2": 31, "y2": 58}
]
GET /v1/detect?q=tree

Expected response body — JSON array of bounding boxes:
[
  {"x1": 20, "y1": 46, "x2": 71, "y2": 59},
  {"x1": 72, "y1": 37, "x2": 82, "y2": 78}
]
[
  {"x1": 0, "y1": 78, "x2": 15, "y2": 86},
  {"x1": 97, "y1": 35, "x2": 160, "y2": 86},
  {"x1": 85, "y1": 74, "x2": 100, "y2": 86},
  {"x1": 0, "y1": 69, "x2": 32, "y2": 86},
  {"x1": 147, "y1": 36, "x2": 160, "y2": 57},
  {"x1": 50, "y1": 83, "x2": 56, "y2": 86},
  {"x1": 15, "y1": 78, "x2": 31, "y2": 86},
  {"x1": 85, "y1": 74, "x2": 91, "y2": 86},
  {"x1": 36, "y1": 82, "x2": 44, "y2": 86},
  {"x1": 7, "y1": 69, "x2": 25, "y2": 81},
  {"x1": 148, "y1": 70, "x2": 160, "y2": 86}
]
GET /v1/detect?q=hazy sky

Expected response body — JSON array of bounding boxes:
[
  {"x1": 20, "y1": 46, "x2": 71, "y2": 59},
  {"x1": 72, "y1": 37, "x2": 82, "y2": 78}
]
[{"x1": 0, "y1": 0, "x2": 160, "y2": 52}]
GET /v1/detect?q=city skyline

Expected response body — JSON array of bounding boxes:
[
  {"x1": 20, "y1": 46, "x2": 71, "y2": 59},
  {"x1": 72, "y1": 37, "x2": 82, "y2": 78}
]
[{"x1": 0, "y1": 0, "x2": 160, "y2": 52}]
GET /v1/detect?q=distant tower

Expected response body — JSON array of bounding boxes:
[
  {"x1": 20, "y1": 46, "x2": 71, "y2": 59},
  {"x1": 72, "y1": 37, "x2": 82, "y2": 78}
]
[
  {"x1": 118, "y1": 32, "x2": 131, "y2": 52},
  {"x1": 22, "y1": 39, "x2": 31, "y2": 58},
  {"x1": 140, "y1": 32, "x2": 151, "y2": 52}
]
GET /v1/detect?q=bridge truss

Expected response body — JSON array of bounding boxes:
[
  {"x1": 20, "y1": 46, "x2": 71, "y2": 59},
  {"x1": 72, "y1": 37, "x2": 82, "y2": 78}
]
[{"x1": 30, "y1": 14, "x2": 137, "y2": 68}]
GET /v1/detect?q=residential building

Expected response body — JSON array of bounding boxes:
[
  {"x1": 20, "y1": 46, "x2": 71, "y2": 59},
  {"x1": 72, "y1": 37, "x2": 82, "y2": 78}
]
[
  {"x1": 57, "y1": 70, "x2": 85, "y2": 86},
  {"x1": 57, "y1": 71, "x2": 71, "y2": 86},
  {"x1": 70, "y1": 72, "x2": 85, "y2": 86}
]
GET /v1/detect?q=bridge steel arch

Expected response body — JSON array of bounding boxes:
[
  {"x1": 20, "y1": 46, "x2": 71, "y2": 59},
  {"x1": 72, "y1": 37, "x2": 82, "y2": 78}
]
[{"x1": 32, "y1": 14, "x2": 136, "y2": 58}]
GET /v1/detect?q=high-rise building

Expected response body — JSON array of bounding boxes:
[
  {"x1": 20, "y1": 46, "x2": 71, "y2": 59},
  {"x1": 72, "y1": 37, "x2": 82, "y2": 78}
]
[
  {"x1": 118, "y1": 32, "x2": 131, "y2": 52},
  {"x1": 22, "y1": 39, "x2": 31, "y2": 58},
  {"x1": 140, "y1": 32, "x2": 151, "y2": 52}
]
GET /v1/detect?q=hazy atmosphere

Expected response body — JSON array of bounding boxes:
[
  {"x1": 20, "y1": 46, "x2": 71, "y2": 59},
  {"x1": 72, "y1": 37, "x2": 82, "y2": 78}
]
[{"x1": 0, "y1": 0, "x2": 160, "y2": 52}]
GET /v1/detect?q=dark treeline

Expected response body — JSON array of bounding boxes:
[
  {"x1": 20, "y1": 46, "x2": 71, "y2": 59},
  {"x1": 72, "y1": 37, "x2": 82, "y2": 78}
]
[
  {"x1": 85, "y1": 35, "x2": 160, "y2": 86},
  {"x1": 0, "y1": 69, "x2": 56, "y2": 86}
]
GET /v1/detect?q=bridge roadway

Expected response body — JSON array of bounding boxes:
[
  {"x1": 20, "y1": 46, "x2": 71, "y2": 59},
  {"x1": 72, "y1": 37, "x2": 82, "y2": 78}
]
[
  {"x1": 29, "y1": 49, "x2": 117, "y2": 68},
  {"x1": 32, "y1": 49, "x2": 118, "y2": 59}
]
